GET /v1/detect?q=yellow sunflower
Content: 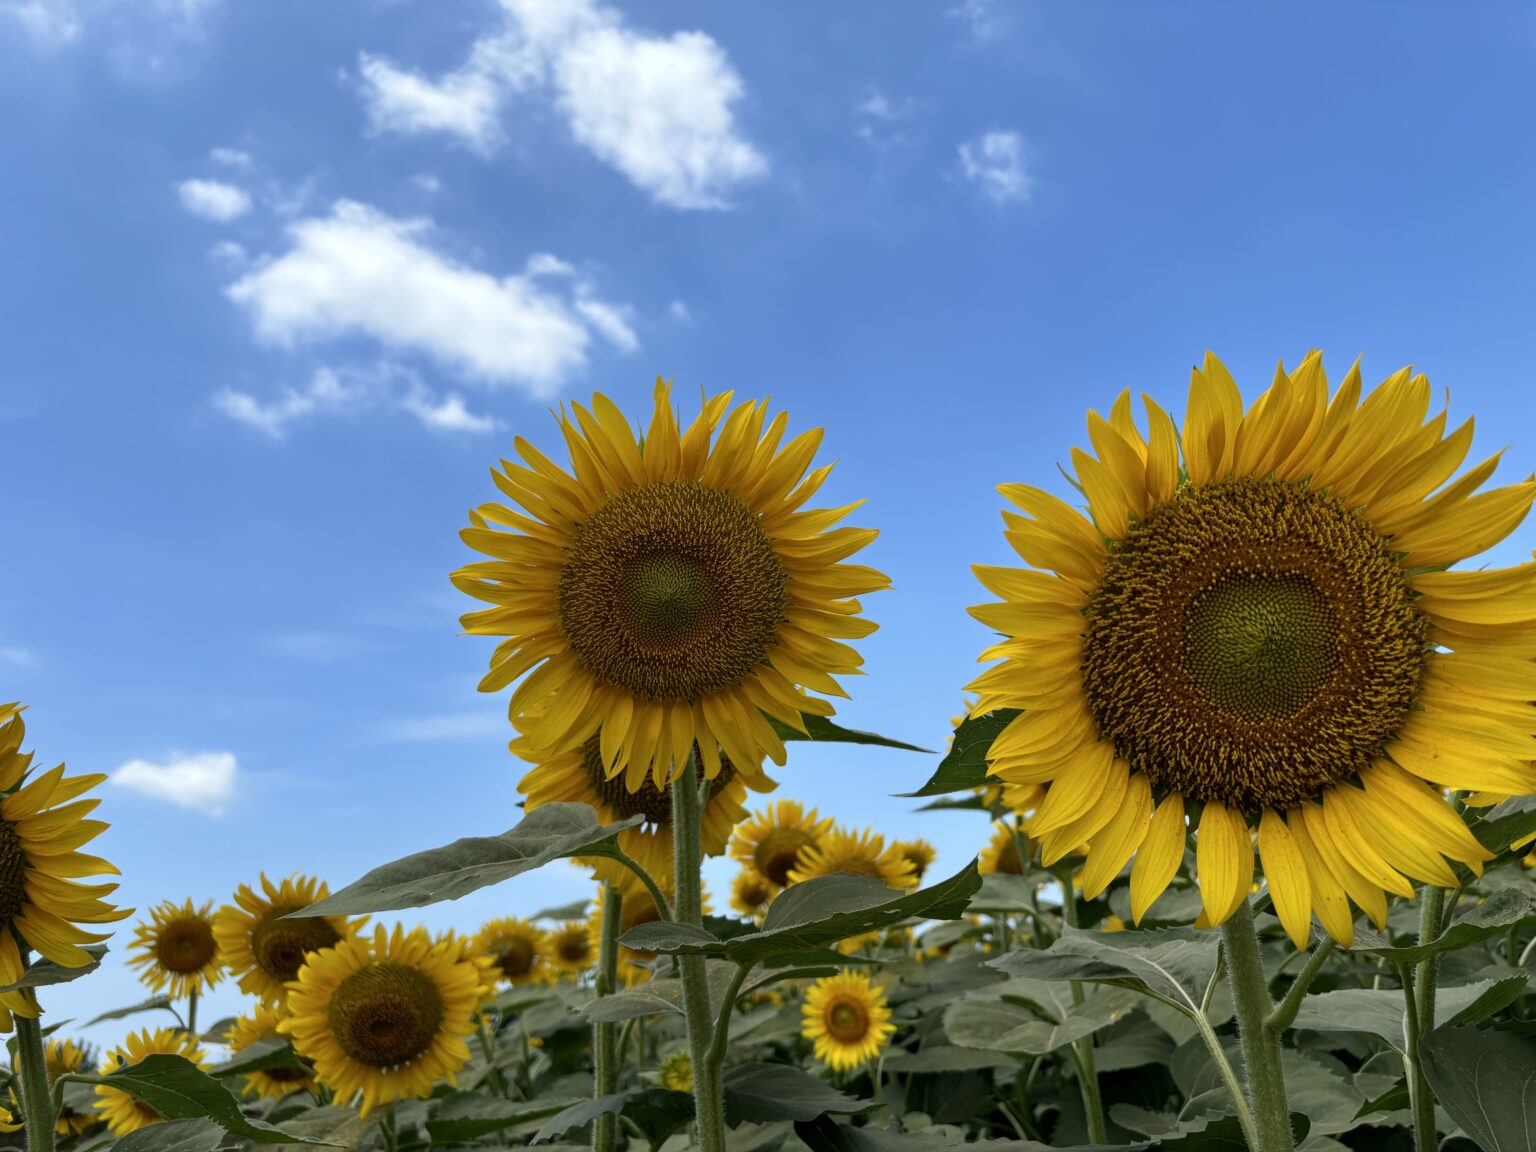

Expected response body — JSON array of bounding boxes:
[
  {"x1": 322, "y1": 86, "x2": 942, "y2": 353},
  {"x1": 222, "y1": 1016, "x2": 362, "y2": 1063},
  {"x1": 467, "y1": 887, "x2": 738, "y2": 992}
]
[
  {"x1": 789, "y1": 826, "x2": 917, "y2": 890},
  {"x1": 0, "y1": 705, "x2": 130, "y2": 1008},
  {"x1": 215, "y1": 873, "x2": 365, "y2": 1005},
  {"x1": 516, "y1": 724, "x2": 776, "y2": 895},
  {"x1": 279, "y1": 924, "x2": 489, "y2": 1117},
  {"x1": 894, "y1": 839, "x2": 938, "y2": 884},
  {"x1": 801, "y1": 970, "x2": 895, "y2": 1072},
  {"x1": 546, "y1": 920, "x2": 597, "y2": 975},
  {"x1": 730, "y1": 868, "x2": 777, "y2": 918},
  {"x1": 226, "y1": 1005, "x2": 317, "y2": 1100},
  {"x1": 660, "y1": 1051, "x2": 693, "y2": 1092},
  {"x1": 968, "y1": 352, "x2": 1528, "y2": 948},
  {"x1": 453, "y1": 379, "x2": 888, "y2": 791},
  {"x1": 126, "y1": 899, "x2": 224, "y2": 998},
  {"x1": 93, "y1": 1028, "x2": 207, "y2": 1137},
  {"x1": 48, "y1": 1038, "x2": 96, "y2": 1135},
  {"x1": 591, "y1": 885, "x2": 695, "y2": 986},
  {"x1": 473, "y1": 917, "x2": 552, "y2": 985},
  {"x1": 730, "y1": 800, "x2": 833, "y2": 888},
  {"x1": 979, "y1": 822, "x2": 1030, "y2": 877},
  {"x1": 0, "y1": 1107, "x2": 15, "y2": 1133}
]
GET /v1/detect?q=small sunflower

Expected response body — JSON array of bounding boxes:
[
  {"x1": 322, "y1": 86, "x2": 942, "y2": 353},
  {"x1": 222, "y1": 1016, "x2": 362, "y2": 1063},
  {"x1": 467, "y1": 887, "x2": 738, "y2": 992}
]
[
  {"x1": 0, "y1": 705, "x2": 130, "y2": 1006},
  {"x1": 979, "y1": 822, "x2": 1029, "y2": 877},
  {"x1": 591, "y1": 885, "x2": 693, "y2": 985},
  {"x1": 473, "y1": 917, "x2": 551, "y2": 985},
  {"x1": 216, "y1": 873, "x2": 365, "y2": 1005},
  {"x1": 730, "y1": 800, "x2": 833, "y2": 888},
  {"x1": 546, "y1": 920, "x2": 596, "y2": 975},
  {"x1": 93, "y1": 1028, "x2": 207, "y2": 1137},
  {"x1": 894, "y1": 839, "x2": 938, "y2": 884},
  {"x1": 225, "y1": 1005, "x2": 317, "y2": 1100},
  {"x1": 660, "y1": 1051, "x2": 693, "y2": 1092},
  {"x1": 48, "y1": 1038, "x2": 96, "y2": 1135},
  {"x1": 453, "y1": 380, "x2": 888, "y2": 791},
  {"x1": 789, "y1": 826, "x2": 917, "y2": 890},
  {"x1": 969, "y1": 352, "x2": 1529, "y2": 947},
  {"x1": 802, "y1": 970, "x2": 895, "y2": 1072},
  {"x1": 280, "y1": 924, "x2": 489, "y2": 1117},
  {"x1": 127, "y1": 899, "x2": 224, "y2": 998},
  {"x1": 730, "y1": 868, "x2": 777, "y2": 918}
]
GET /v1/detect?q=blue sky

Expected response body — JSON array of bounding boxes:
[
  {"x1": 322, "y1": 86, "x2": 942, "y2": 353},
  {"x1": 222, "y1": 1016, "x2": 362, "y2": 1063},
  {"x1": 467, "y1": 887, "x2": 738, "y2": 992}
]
[{"x1": 4, "y1": 0, "x2": 1535, "y2": 1046}]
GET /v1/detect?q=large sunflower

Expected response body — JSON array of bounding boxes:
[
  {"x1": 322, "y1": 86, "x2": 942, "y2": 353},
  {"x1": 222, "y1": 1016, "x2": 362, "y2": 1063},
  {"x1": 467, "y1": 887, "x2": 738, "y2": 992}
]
[
  {"x1": 127, "y1": 899, "x2": 224, "y2": 998},
  {"x1": 93, "y1": 1028, "x2": 207, "y2": 1137},
  {"x1": 801, "y1": 969, "x2": 895, "y2": 1072},
  {"x1": 473, "y1": 917, "x2": 552, "y2": 985},
  {"x1": 279, "y1": 924, "x2": 489, "y2": 1117},
  {"x1": 216, "y1": 873, "x2": 365, "y2": 1005},
  {"x1": 226, "y1": 1005, "x2": 317, "y2": 1100},
  {"x1": 730, "y1": 800, "x2": 833, "y2": 888},
  {"x1": 789, "y1": 826, "x2": 917, "y2": 890},
  {"x1": 968, "y1": 352, "x2": 1529, "y2": 947},
  {"x1": 453, "y1": 380, "x2": 887, "y2": 791},
  {"x1": 0, "y1": 704, "x2": 130, "y2": 1007}
]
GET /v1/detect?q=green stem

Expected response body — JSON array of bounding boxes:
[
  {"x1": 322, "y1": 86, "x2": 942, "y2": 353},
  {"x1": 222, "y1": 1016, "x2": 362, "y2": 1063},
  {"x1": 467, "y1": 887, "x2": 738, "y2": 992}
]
[
  {"x1": 1058, "y1": 885, "x2": 1107, "y2": 1144},
  {"x1": 14, "y1": 1013, "x2": 55, "y2": 1152},
  {"x1": 705, "y1": 964, "x2": 752, "y2": 1072},
  {"x1": 609, "y1": 846, "x2": 674, "y2": 922},
  {"x1": 477, "y1": 1014, "x2": 511, "y2": 1098},
  {"x1": 1267, "y1": 939, "x2": 1336, "y2": 1034},
  {"x1": 672, "y1": 763, "x2": 726, "y2": 1152},
  {"x1": 593, "y1": 881, "x2": 623, "y2": 1152},
  {"x1": 1407, "y1": 886, "x2": 1447, "y2": 1152},
  {"x1": 1221, "y1": 898, "x2": 1294, "y2": 1152},
  {"x1": 1191, "y1": 1004, "x2": 1259, "y2": 1148},
  {"x1": 381, "y1": 1101, "x2": 398, "y2": 1152},
  {"x1": 186, "y1": 986, "x2": 198, "y2": 1037}
]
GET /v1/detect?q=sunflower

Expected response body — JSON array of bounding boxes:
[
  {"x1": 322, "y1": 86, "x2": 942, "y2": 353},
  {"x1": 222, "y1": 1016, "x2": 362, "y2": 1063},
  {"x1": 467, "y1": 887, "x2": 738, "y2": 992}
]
[
  {"x1": 453, "y1": 380, "x2": 888, "y2": 791},
  {"x1": 216, "y1": 873, "x2": 365, "y2": 1005},
  {"x1": 968, "y1": 352, "x2": 1529, "y2": 948},
  {"x1": 280, "y1": 924, "x2": 488, "y2": 1117},
  {"x1": 979, "y1": 822, "x2": 1029, "y2": 877},
  {"x1": 126, "y1": 899, "x2": 224, "y2": 998},
  {"x1": 546, "y1": 920, "x2": 596, "y2": 975},
  {"x1": 660, "y1": 1051, "x2": 693, "y2": 1092},
  {"x1": 591, "y1": 885, "x2": 693, "y2": 985},
  {"x1": 730, "y1": 800, "x2": 833, "y2": 888},
  {"x1": 0, "y1": 705, "x2": 130, "y2": 1008},
  {"x1": 730, "y1": 868, "x2": 777, "y2": 918},
  {"x1": 516, "y1": 724, "x2": 776, "y2": 894},
  {"x1": 473, "y1": 917, "x2": 551, "y2": 985},
  {"x1": 789, "y1": 826, "x2": 917, "y2": 890},
  {"x1": 894, "y1": 839, "x2": 938, "y2": 884},
  {"x1": 802, "y1": 970, "x2": 895, "y2": 1072},
  {"x1": 93, "y1": 1028, "x2": 207, "y2": 1137},
  {"x1": 0, "y1": 1108, "x2": 15, "y2": 1134},
  {"x1": 48, "y1": 1038, "x2": 96, "y2": 1135},
  {"x1": 226, "y1": 1005, "x2": 317, "y2": 1100}
]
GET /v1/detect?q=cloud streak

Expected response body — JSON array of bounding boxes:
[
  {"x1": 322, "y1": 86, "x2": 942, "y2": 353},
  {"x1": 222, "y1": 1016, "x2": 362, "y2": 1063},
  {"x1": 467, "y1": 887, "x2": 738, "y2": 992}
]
[{"x1": 112, "y1": 751, "x2": 237, "y2": 816}]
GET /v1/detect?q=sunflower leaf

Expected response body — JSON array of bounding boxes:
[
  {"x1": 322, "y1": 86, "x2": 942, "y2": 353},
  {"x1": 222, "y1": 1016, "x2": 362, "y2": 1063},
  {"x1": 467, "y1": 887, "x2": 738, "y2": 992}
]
[
  {"x1": 986, "y1": 927, "x2": 1222, "y2": 1015},
  {"x1": 286, "y1": 803, "x2": 646, "y2": 917},
  {"x1": 532, "y1": 1089, "x2": 694, "y2": 1145},
  {"x1": 617, "y1": 921, "x2": 724, "y2": 956},
  {"x1": 1290, "y1": 977, "x2": 1527, "y2": 1053},
  {"x1": 426, "y1": 1092, "x2": 581, "y2": 1143},
  {"x1": 721, "y1": 1063, "x2": 876, "y2": 1126},
  {"x1": 105, "y1": 1117, "x2": 227, "y2": 1152},
  {"x1": 945, "y1": 984, "x2": 1138, "y2": 1056},
  {"x1": 1470, "y1": 793, "x2": 1536, "y2": 856},
  {"x1": 898, "y1": 711, "x2": 1019, "y2": 798},
  {"x1": 82, "y1": 993, "x2": 177, "y2": 1028},
  {"x1": 769, "y1": 713, "x2": 930, "y2": 753},
  {"x1": 1344, "y1": 889, "x2": 1536, "y2": 963},
  {"x1": 0, "y1": 945, "x2": 107, "y2": 993},
  {"x1": 1421, "y1": 1026, "x2": 1536, "y2": 1152},
  {"x1": 209, "y1": 1036, "x2": 311, "y2": 1078}
]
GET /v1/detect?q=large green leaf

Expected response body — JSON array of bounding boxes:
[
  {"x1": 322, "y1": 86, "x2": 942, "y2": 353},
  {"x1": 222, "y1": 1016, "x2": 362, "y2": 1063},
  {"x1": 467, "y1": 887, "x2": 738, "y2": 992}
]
[
  {"x1": 0, "y1": 945, "x2": 106, "y2": 993},
  {"x1": 1347, "y1": 890, "x2": 1536, "y2": 963},
  {"x1": 988, "y1": 927, "x2": 1222, "y2": 1015},
  {"x1": 945, "y1": 981, "x2": 1136, "y2": 1056},
  {"x1": 425, "y1": 1093, "x2": 578, "y2": 1143},
  {"x1": 899, "y1": 711, "x2": 1017, "y2": 797},
  {"x1": 1421, "y1": 1026, "x2": 1536, "y2": 1152},
  {"x1": 770, "y1": 713, "x2": 930, "y2": 753},
  {"x1": 209, "y1": 1036, "x2": 311, "y2": 1079},
  {"x1": 85, "y1": 995, "x2": 178, "y2": 1027},
  {"x1": 1471, "y1": 794, "x2": 1536, "y2": 856},
  {"x1": 288, "y1": 803, "x2": 645, "y2": 917},
  {"x1": 107, "y1": 1118, "x2": 227, "y2": 1152},
  {"x1": 532, "y1": 1090, "x2": 693, "y2": 1145},
  {"x1": 1291, "y1": 977, "x2": 1527, "y2": 1053},
  {"x1": 721, "y1": 1063, "x2": 874, "y2": 1126}
]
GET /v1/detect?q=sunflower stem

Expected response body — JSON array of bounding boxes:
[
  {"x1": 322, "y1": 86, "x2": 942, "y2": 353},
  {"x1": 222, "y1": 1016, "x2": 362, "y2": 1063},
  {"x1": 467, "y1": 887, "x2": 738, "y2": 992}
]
[
  {"x1": 186, "y1": 987, "x2": 199, "y2": 1037},
  {"x1": 593, "y1": 881, "x2": 623, "y2": 1152},
  {"x1": 1406, "y1": 885, "x2": 1447, "y2": 1152},
  {"x1": 1266, "y1": 938, "x2": 1336, "y2": 1034},
  {"x1": 672, "y1": 763, "x2": 727, "y2": 1152},
  {"x1": 1221, "y1": 898, "x2": 1294, "y2": 1152},
  {"x1": 1057, "y1": 884, "x2": 1107, "y2": 1144},
  {"x1": 14, "y1": 1012, "x2": 56, "y2": 1152},
  {"x1": 608, "y1": 846, "x2": 673, "y2": 922}
]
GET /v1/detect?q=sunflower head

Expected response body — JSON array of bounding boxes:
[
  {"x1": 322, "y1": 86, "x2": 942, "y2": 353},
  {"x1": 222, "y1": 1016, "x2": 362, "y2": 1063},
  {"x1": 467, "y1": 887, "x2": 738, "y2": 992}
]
[
  {"x1": 730, "y1": 867, "x2": 777, "y2": 919},
  {"x1": 592, "y1": 885, "x2": 688, "y2": 985},
  {"x1": 94, "y1": 1028, "x2": 207, "y2": 1137},
  {"x1": 979, "y1": 822, "x2": 1030, "y2": 877},
  {"x1": 473, "y1": 917, "x2": 551, "y2": 985},
  {"x1": 788, "y1": 826, "x2": 917, "y2": 890},
  {"x1": 127, "y1": 898, "x2": 224, "y2": 998},
  {"x1": 730, "y1": 799, "x2": 833, "y2": 888},
  {"x1": 215, "y1": 873, "x2": 365, "y2": 1005},
  {"x1": 969, "y1": 352, "x2": 1527, "y2": 948},
  {"x1": 454, "y1": 380, "x2": 888, "y2": 790},
  {"x1": 226, "y1": 1005, "x2": 317, "y2": 1100},
  {"x1": 546, "y1": 920, "x2": 596, "y2": 975},
  {"x1": 659, "y1": 1051, "x2": 693, "y2": 1093},
  {"x1": 893, "y1": 839, "x2": 937, "y2": 884},
  {"x1": 801, "y1": 969, "x2": 895, "y2": 1072}
]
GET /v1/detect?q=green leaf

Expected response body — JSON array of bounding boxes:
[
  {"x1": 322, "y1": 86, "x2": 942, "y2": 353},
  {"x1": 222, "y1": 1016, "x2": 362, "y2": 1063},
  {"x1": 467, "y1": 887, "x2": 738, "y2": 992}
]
[
  {"x1": 1471, "y1": 794, "x2": 1536, "y2": 856},
  {"x1": 85, "y1": 995, "x2": 178, "y2": 1027},
  {"x1": 532, "y1": 1089, "x2": 694, "y2": 1145},
  {"x1": 209, "y1": 1036, "x2": 310, "y2": 1079},
  {"x1": 899, "y1": 710, "x2": 1017, "y2": 797},
  {"x1": 425, "y1": 1092, "x2": 578, "y2": 1143},
  {"x1": 914, "y1": 795, "x2": 993, "y2": 813},
  {"x1": 945, "y1": 982, "x2": 1136, "y2": 1056},
  {"x1": 287, "y1": 803, "x2": 645, "y2": 917},
  {"x1": 1353, "y1": 1080, "x2": 1410, "y2": 1120},
  {"x1": 966, "y1": 873, "x2": 1042, "y2": 913},
  {"x1": 1421, "y1": 1026, "x2": 1536, "y2": 1152},
  {"x1": 0, "y1": 945, "x2": 106, "y2": 993},
  {"x1": 1348, "y1": 890, "x2": 1536, "y2": 963},
  {"x1": 617, "y1": 921, "x2": 723, "y2": 956},
  {"x1": 579, "y1": 978, "x2": 687, "y2": 1022},
  {"x1": 721, "y1": 1063, "x2": 873, "y2": 1126},
  {"x1": 1292, "y1": 977, "x2": 1527, "y2": 1053},
  {"x1": 881, "y1": 1046, "x2": 1014, "y2": 1073},
  {"x1": 793, "y1": 1116, "x2": 955, "y2": 1152},
  {"x1": 106, "y1": 1118, "x2": 227, "y2": 1152},
  {"x1": 73, "y1": 1054, "x2": 340, "y2": 1145},
  {"x1": 769, "y1": 713, "x2": 930, "y2": 753},
  {"x1": 531, "y1": 899, "x2": 590, "y2": 921},
  {"x1": 987, "y1": 927, "x2": 1222, "y2": 1014}
]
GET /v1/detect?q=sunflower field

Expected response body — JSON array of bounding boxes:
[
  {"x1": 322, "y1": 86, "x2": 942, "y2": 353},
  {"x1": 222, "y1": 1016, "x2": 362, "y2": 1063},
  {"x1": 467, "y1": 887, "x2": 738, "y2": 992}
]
[{"x1": 5, "y1": 357, "x2": 1536, "y2": 1152}]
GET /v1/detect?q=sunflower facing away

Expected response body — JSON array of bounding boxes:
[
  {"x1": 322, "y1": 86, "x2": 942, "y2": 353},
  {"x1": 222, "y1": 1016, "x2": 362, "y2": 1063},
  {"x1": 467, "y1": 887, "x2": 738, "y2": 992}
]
[
  {"x1": 730, "y1": 867, "x2": 777, "y2": 918},
  {"x1": 0, "y1": 704, "x2": 130, "y2": 1008},
  {"x1": 216, "y1": 873, "x2": 364, "y2": 1005},
  {"x1": 546, "y1": 919, "x2": 596, "y2": 975},
  {"x1": 453, "y1": 379, "x2": 888, "y2": 791},
  {"x1": 894, "y1": 838, "x2": 938, "y2": 884},
  {"x1": 226, "y1": 1005, "x2": 318, "y2": 1100},
  {"x1": 93, "y1": 1028, "x2": 207, "y2": 1137},
  {"x1": 968, "y1": 352, "x2": 1533, "y2": 947},
  {"x1": 730, "y1": 799, "x2": 833, "y2": 888},
  {"x1": 979, "y1": 822, "x2": 1029, "y2": 877},
  {"x1": 473, "y1": 917, "x2": 551, "y2": 985},
  {"x1": 802, "y1": 969, "x2": 895, "y2": 1072},
  {"x1": 127, "y1": 898, "x2": 224, "y2": 998},
  {"x1": 280, "y1": 924, "x2": 490, "y2": 1117},
  {"x1": 789, "y1": 825, "x2": 918, "y2": 890}
]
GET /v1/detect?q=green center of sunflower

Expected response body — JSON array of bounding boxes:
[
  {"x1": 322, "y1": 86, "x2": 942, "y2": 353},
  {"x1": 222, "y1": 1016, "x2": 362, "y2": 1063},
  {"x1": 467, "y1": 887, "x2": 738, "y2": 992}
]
[
  {"x1": 154, "y1": 917, "x2": 218, "y2": 975},
  {"x1": 827, "y1": 999, "x2": 869, "y2": 1042},
  {"x1": 1081, "y1": 477, "x2": 1427, "y2": 810},
  {"x1": 581, "y1": 735, "x2": 736, "y2": 825},
  {"x1": 251, "y1": 913, "x2": 343, "y2": 984},
  {"x1": 559, "y1": 479, "x2": 789, "y2": 701},
  {"x1": 753, "y1": 828, "x2": 814, "y2": 887},
  {"x1": 327, "y1": 961, "x2": 445, "y2": 1070},
  {"x1": 0, "y1": 819, "x2": 28, "y2": 924},
  {"x1": 497, "y1": 937, "x2": 537, "y2": 979}
]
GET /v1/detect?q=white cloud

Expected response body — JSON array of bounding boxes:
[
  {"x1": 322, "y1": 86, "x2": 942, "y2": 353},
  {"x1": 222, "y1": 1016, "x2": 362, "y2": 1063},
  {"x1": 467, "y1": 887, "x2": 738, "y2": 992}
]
[
  {"x1": 1, "y1": 0, "x2": 81, "y2": 43},
  {"x1": 0, "y1": 646, "x2": 34, "y2": 667},
  {"x1": 958, "y1": 130, "x2": 1032, "y2": 205},
  {"x1": 2, "y1": 0, "x2": 218, "y2": 46},
  {"x1": 573, "y1": 295, "x2": 637, "y2": 352},
  {"x1": 412, "y1": 173, "x2": 443, "y2": 195},
  {"x1": 209, "y1": 146, "x2": 252, "y2": 169},
  {"x1": 226, "y1": 200, "x2": 631, "y2": 393},
  {"x1": 668, "y1": 299, "x2": 692, "y2": 324},
  {"x1": 177, "y1": 178, "x2": 252, "y2": 222},
  {"x1": 214, "y1": 367, "x2": 363, "y2": 437},
  {"x1": 378, "y1": 711, "x2": 505, "y2": 742},
  {"x1": 112, "y1": 751, "x2": 237, "y2": 816},
  {"x1": 215, "y1": 362, "x2": 501, "y2": 437},
  {"x1": 400, "y1": 385, "x2": 500, "y2": 433},
  {"x1": 949, "y1": 0, "x2": 1008, "y2": 43},
  {"x1": 209, "y1": 239, "x2": 248, "y2": 267},
  {"x1": 355, "y1": 0, "x2": 766, "y2": 210},
  {"x1": 855, "y1": 87, "x2": 913, "y2": 146}
]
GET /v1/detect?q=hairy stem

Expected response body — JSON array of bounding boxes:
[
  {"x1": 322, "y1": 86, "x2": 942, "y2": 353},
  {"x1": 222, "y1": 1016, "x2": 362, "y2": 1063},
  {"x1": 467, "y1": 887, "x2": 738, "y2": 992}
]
[
  {"x1": 673, "y1": 764, "x2": 727, "y2": 1152},
  {"x1": 1407, "y1": 885, "x2": 1447, "y2": 1152},
  {"x1": 1221, "y1": 898, "x2": 1294, "y2": 1152},
  {"x1": 592, "y1": 881, "x2": 623, "y2": 1152},
  {"x1": 14, "y1": 1012, "x2": 56, "y2": 1152},
  {"x1": 1058, "y1": 884, "x2": 1107, "y2": 1144},
  {"x1": 1267, "y1": 938, "x2": 1336, "y2": 1034}
]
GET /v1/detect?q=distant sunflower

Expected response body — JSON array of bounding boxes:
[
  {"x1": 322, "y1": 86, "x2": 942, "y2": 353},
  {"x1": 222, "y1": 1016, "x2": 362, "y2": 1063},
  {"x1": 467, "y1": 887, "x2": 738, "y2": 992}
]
[
  {"x1": 969, "y1": 352, "x2": 1529, "y2": 947},
  {"x1": 280, "y1": 924, "x2": 488, "y2": 1117},
  {"x1": 802, "y1": 970, "x2": 895, "y2": 1072},
  {"x1": 730, "y1": 868, "x2": 777, "y2": 918},
  {"x1": 979, "y1": 823, "x2": 1029, "y2": 877},
  {"x1": 226, "y1": 1006, "x2": 316, "y2": 1100},
  {"x1": 660, "y1": 1051, "x2": 693, "y2": 1093},
  {"x1": 546, "y1": 920, "x2": 596, "y2": 975},
  {"x1": 591, "y1": 886, "x2": 693, "y2": 986},
  {"x1": 453, "y1": 380, "x2": 888, "y2": 791},
  {"x1": 0, "y1": 704, "x2": 130, "y2": 1008},
  {"x1": 93, "y1": 1028, "x2": 207, "y2": 1137},
  {"x1": 473, "y1": 917, "x2": 551, "y2": 985},
  {"x1": 730, "y1": 800, "x2": 833, "y2": 888},
  {"x1": 894, "y1": 839, "x2": 937, "y2": 884},
  {"x1": 48, "y1": 1038, "x2": 96, "y2": 1136},
  {"x1": 127, "y1": 899, "x2": 223, "y2": 998},
  {"x1": 789, "y1": 826, "x2": 916, "y2": 890},
  {"x1": 216, "y1": 874, "x2": 364, "y2": 1005}
]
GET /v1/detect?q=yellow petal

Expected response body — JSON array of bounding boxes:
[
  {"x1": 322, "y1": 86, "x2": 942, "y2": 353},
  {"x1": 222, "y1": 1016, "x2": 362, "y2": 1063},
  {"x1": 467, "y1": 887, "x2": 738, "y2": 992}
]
[
  {"x1": 1130, "y1": 793, "x2": 1186, "y2": 923},
  {"x1": 1258, "y1": 808, "x2": 1311, "y2": 949}
]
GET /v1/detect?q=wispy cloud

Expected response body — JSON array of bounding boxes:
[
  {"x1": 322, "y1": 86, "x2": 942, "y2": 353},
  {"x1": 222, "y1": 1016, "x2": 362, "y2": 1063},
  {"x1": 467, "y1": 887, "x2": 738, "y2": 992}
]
[
  {"x1": 855, "y1": 88, "x2": 913, "y2": 147},
  {"x1": 958, "y1": 130, "x2": 1032, "y2": 205},
  {"x1": 2, "y1": 0, "x2": 220, "y2": 48},
  {"x1": 0, "y1": 646, "x2": 35, "y2": 668},
  {"x1": 377, "y1": 711, "x2": 506, "y2": 742},
  {"x1": 177, "y1": 178, "x2": 252, "y2": 222},
  {"x1": 949, "y1": 0, "x2": 1008, "y2": 44},
  {"x1": 112, "y1": 751, "x2": 237, "y2": 816},
  {"x1": 209, "y1": 146, "x2": 253, "y2": 169},
  {"x1": 215, "y1": 363, "x2": 502, "y2": 438}
]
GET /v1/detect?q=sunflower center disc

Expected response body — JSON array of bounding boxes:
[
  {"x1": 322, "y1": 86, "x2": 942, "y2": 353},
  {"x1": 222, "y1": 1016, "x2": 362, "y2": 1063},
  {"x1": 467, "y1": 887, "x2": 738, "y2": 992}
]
[
  {"x1": 154, "y1": 918, "x2": 218, "y2": 974},
  {"x1": 1081, "y1": 477, "x2": 1427, "y2": 810},
  {"x1": 581, "y1": 735, "x2": 736, "y2": 825},
  {"x1": 0, "y1": 820, "x2": 27, "y2": 923},
  {"x1": 327, "y1": 961, "x2": 445, "y2": 1070},
  {"x1": 555, "y1": 933, "x2": 590, "y2": 964},
  {"x1": 827, "y1": 1000, "x2": 869, "y2": 1043},
  {"x1": 497, "y1": 938, "x2": 536, "y2": 979},
  {"x1": 252, "y1": 914, "x2": 343, "y2": 984},
  {"x1": 559, "y1": 479, "x2": 789, "y2": 701},
  {"x1": 754, "y1": 828, "x2": 813, "y2": 887}
]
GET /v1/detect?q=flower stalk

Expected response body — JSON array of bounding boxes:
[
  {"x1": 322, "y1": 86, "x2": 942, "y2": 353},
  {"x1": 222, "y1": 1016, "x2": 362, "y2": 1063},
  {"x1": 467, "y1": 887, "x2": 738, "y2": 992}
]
[
  {"x1": 14, "y1": 1010, "x2": 57, "y2": 1152},
  {"x1": 672, "y1": 762, "x2": 727, "y2": 1152},
  {"x1": 1221, "y1": 898, "x2": 1294, "y2": 1152},
  {"x1": 1406, "y1": 885, "x2": 1447, "y2": 1152},
  {"x1": 592, "y1": 881, "x2": 624, "y2": 1152}
]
